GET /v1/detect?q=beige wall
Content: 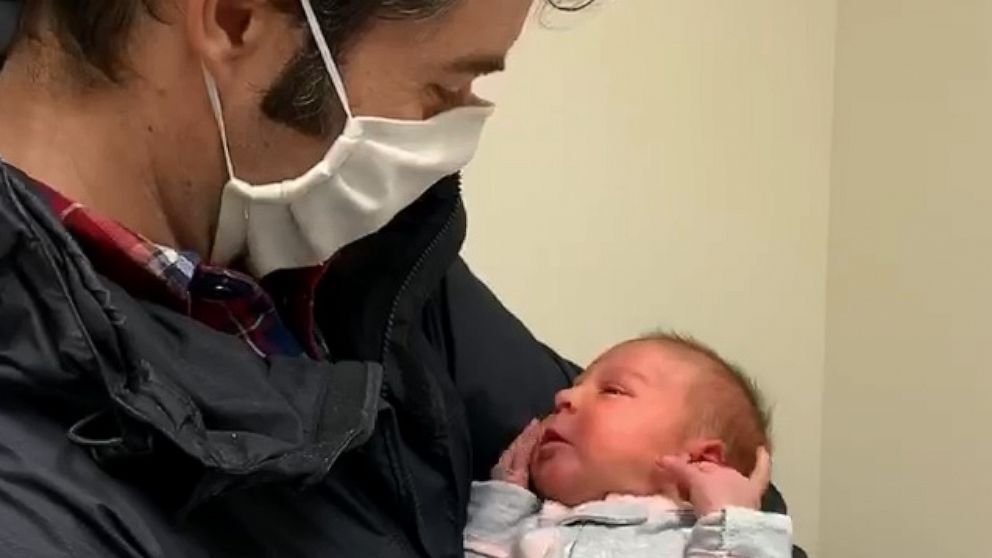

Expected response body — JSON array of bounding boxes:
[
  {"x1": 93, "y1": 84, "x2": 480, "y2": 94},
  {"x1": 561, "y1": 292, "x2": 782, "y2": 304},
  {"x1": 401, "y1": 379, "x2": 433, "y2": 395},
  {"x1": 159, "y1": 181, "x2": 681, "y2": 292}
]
[
  {"x1": 821, "y1": 1, "x2": 992, "y2": 557},
  {"x1": 462, "y1": 1, "x2": 992, "y2": 555},
  {"x1": 463, "y1": 1, "x2": 838, "y2": 552}
]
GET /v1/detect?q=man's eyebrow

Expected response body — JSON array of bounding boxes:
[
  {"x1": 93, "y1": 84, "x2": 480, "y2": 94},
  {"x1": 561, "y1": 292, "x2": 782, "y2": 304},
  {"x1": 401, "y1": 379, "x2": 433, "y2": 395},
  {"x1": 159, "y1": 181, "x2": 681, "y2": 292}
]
[{"x1": 447, "y1": 54, "x2": 507, "y2": 75}]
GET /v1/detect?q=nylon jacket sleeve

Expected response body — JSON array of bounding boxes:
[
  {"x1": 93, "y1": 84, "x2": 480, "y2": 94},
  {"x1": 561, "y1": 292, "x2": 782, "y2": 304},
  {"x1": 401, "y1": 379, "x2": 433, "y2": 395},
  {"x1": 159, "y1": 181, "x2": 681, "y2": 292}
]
[
  {"x1": 0, "y1": 480, "x2": 141, "y2": 558},
  {"x1": 0, "y1": 390, "x2": 165, "y2": 558}
]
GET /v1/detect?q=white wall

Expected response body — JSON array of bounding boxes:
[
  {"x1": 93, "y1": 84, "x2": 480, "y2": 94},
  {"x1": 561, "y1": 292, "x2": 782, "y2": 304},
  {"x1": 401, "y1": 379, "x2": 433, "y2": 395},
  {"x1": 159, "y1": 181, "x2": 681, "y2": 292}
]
[
  {"x1": 463, "y1": 1, "x2": 837, "y2": 552},
  {"x1": 821, "y1": 1, "x2": 992, "y2": 556}
]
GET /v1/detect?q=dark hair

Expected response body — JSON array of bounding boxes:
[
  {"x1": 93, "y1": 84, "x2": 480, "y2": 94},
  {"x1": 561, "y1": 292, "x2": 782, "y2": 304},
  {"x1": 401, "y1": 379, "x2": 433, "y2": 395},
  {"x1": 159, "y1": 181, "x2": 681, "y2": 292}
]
[
  {"x1": 638, "y1": 331, "x2": 772, "y2": 476},
  {"x1": 10, "y1": 0, "x2": 596, "y2": 132}
]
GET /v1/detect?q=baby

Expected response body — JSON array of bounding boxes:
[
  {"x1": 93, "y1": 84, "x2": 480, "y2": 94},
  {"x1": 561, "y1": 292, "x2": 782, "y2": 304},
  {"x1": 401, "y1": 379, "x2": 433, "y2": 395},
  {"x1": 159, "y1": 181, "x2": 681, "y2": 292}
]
[{"x1": 464, "y1": 333, "x2": 793, "y2": 558}]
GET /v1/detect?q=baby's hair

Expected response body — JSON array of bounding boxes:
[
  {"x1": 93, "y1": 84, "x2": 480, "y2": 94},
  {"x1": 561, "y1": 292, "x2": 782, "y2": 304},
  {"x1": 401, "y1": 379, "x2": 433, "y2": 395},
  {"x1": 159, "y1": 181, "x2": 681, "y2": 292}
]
[{"x1": 637, "y1": 332, "x2": 772, "y2": 476}]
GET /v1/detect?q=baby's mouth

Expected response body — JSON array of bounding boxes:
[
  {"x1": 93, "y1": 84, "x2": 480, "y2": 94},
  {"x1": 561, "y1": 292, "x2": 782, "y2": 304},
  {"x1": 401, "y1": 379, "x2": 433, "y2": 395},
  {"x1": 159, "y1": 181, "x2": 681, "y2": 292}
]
[{"x1": 540, "y1": 427, "x2": 569, "y2": 446}]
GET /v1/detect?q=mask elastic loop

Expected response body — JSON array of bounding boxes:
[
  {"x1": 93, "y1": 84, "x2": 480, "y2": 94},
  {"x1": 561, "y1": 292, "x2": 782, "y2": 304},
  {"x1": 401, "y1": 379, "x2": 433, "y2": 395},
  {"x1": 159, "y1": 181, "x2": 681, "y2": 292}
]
[
  {"x1": 202, "y1": 67, "x2": 237, "y2": 180},
  {"x1": 299, "y1": 0, "x2": 354, "y2": 121}
]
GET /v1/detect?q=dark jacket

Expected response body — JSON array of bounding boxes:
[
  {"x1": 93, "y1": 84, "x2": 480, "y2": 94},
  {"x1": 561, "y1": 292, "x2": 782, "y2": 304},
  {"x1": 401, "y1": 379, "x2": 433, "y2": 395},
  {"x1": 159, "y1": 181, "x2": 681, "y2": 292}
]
[{"x1": 0, "y1": 162, "x2": 803, "y2": 557}]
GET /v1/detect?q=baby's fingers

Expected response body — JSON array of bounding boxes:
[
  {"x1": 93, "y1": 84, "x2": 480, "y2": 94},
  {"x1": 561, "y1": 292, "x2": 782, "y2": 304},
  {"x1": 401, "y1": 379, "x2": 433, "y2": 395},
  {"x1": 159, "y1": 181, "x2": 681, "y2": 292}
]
[
  {"x1": 749, "y1": 447, "x2": 772, "y2": 492},
  {"x1": 522, "y1": 420, "x2": 545, "y2": 452},
  {"x1": 498, "y1": 421, "x2": 534, "y2": 467},
  {"x1": 509, "y1": 420, "x2": 541, "y2": 470},
  {"x1": 658, "y1": 454, "x2": 702, "y2": 489}
]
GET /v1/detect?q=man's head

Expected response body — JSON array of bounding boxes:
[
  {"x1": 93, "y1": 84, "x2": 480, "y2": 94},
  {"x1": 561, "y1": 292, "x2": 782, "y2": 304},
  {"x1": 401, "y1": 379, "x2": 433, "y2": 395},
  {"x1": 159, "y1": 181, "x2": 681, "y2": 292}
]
[
  {"x1": 0, "y1": 0, "x2": 593, "y2": 254},
  {"x1": 530, "y1": 333, "x2": 771, "y2": 506}
]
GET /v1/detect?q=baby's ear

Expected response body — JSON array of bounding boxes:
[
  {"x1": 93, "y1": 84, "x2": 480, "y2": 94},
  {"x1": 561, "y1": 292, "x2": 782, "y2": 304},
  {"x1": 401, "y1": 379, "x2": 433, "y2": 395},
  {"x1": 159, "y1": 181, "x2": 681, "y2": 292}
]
[{"x1": 685, "y1": 438, "x2": 726, "y2": 465}]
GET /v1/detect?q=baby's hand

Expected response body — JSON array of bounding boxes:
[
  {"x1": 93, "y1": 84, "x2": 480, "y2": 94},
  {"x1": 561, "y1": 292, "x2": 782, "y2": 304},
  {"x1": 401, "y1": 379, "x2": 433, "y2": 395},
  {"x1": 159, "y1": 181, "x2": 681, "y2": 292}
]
[
  {"x1": 658, "y1": 447, "x2": 771, "y2": 518},
  {"x1": 491, "y1": 419, "x2": 544, "y2": 488}
]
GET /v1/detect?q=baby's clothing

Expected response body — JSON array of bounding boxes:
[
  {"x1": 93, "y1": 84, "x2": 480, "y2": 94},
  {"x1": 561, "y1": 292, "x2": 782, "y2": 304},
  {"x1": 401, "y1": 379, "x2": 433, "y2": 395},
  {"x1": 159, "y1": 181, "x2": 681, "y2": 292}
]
[{"x1": 464, "y1": 481, "x2": 792, "y2": 558}]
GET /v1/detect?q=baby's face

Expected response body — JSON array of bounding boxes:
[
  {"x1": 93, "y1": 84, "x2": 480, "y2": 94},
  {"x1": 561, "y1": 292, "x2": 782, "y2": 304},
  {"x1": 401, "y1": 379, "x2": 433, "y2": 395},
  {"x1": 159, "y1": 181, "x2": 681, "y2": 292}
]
[{"x1": 530, "y1": 341, "x2": 700, "y2": 506}]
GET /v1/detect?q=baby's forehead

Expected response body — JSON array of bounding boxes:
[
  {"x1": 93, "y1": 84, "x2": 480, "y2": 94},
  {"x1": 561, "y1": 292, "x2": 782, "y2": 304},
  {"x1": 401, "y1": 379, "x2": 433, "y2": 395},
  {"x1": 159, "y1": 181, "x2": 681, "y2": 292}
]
[{"x1": 582, "y1": 340, "x2": 704, "y2": 385}]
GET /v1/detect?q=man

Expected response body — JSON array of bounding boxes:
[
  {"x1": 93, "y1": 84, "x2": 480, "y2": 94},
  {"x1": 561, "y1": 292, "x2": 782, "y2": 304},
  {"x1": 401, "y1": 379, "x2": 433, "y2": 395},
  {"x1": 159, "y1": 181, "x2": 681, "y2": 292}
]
[{"x1": 0, "y1": 1, "x2": 802, "y2": 556}]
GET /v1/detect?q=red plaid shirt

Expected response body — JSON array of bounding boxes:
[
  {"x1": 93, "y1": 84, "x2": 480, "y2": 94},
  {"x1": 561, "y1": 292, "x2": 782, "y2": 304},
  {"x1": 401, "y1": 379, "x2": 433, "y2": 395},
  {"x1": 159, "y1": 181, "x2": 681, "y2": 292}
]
[{"x1": 33, "y1": 181, "x2": 326, "y2": 359}]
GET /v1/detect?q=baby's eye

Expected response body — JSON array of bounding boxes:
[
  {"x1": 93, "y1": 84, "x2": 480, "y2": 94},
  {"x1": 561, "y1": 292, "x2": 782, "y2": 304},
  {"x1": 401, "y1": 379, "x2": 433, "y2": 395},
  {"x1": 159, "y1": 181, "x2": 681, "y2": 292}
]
[{"x1": 601, "y1": 385, "x2": 628, "y2": 396}]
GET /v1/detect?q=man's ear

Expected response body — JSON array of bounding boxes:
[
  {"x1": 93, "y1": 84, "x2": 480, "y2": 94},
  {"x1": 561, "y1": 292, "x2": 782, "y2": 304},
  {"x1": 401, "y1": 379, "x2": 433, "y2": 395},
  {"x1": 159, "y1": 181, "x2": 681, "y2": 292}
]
[
  {"x1": 685, "y1": 438, "x2": 726, "y2": 465},
  {"x1": 187, "y1": 0, "x2": 299, "y2": 83}
]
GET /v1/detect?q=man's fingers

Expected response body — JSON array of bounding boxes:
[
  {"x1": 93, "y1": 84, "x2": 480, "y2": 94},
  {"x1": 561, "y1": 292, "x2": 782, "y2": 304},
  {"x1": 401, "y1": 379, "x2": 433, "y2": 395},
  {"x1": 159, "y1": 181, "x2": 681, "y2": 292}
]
[{"x1": 749, "y1": 447, "x2": 772, "y2": 491}]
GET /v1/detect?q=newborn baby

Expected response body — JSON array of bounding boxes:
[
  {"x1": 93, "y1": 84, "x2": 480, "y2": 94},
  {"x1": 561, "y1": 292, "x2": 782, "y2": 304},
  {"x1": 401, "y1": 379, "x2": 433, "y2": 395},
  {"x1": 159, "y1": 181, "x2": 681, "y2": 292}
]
[{"x1": 464, "y1": 333, "x2": 793, "y2": 558}]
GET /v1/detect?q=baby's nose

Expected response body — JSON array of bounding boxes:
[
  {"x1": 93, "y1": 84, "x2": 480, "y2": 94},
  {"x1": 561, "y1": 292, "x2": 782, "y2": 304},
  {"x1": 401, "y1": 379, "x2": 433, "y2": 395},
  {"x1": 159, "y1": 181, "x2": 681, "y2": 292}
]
[{"x1": 553, "y1": 387, "x2": 577, "y2": 413}]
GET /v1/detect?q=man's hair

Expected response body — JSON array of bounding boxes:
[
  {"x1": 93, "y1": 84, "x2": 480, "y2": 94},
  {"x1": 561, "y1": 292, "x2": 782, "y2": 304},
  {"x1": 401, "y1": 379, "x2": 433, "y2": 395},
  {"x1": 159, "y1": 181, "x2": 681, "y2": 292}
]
[
  {"x1": 638, "y1": 331, "x2": 772, "y2": 476},
  {"x1": 9, "y1": 0, "x2": 597, "y2": 133}
]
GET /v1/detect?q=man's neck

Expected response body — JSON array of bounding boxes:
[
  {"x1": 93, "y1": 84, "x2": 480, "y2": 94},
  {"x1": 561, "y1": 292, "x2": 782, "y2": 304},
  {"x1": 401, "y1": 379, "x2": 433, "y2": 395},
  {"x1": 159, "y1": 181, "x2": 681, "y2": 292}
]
[{"x1": 0, "y1": 58, "x2": 215, "y2": 255}]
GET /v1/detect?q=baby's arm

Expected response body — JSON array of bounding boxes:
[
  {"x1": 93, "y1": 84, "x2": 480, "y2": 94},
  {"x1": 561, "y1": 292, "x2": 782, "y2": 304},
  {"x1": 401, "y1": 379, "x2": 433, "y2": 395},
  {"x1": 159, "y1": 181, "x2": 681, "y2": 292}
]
[
  {"x1": 464, "y1": 421, "x2": 544, "y2": 558},
  {"x1": 660, "y1": 448, "x2": 793, "y2": 557},
  {"x1": 686, "y1": 507, "x2": 793, "y2": 558},
  {"x1": 464, "y1": 481, "x2": 541, "y2": 558}
]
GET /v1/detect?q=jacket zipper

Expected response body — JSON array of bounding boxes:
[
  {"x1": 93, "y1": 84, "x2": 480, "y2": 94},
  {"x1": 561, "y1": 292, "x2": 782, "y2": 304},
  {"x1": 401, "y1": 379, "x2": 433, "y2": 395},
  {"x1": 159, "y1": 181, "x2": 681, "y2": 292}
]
[
  {"x1": 380, "y1": 196, "x2": 460, "y2": 368},
  {"x1": 379, "y1": 197, "x2": 461, "y2": 556}
]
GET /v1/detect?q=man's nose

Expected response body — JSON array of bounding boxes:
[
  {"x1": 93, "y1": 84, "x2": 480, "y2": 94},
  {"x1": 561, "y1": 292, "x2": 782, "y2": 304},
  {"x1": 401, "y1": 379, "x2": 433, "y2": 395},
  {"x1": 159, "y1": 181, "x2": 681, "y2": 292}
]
[{"x1": 554, "y1": 387, "x2": 577, "y2": 414}]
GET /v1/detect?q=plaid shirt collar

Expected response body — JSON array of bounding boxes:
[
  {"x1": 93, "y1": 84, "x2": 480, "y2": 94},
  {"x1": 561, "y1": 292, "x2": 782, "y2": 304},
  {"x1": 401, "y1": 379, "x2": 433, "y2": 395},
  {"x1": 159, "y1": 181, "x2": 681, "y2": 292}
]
[{"x1": 31, "y1": 179, "x2": 325, "y2": 359}]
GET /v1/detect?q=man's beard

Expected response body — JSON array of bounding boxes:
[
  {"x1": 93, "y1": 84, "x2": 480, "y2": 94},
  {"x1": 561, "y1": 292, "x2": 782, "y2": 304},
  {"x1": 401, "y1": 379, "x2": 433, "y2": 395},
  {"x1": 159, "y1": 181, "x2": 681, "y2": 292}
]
[
  {"x1": 261, "y1": 2, "x2": 374, "y2": 137},
  {"x1": 262, "y1": 43, "x2": 338, "y2": 137}
]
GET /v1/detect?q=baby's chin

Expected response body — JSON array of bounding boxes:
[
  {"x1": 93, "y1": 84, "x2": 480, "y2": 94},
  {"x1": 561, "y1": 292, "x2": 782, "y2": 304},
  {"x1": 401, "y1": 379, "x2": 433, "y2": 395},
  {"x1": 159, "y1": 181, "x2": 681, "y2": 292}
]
[{"x1": 530, "y1": 457, "x2": 593, "y2": 507}]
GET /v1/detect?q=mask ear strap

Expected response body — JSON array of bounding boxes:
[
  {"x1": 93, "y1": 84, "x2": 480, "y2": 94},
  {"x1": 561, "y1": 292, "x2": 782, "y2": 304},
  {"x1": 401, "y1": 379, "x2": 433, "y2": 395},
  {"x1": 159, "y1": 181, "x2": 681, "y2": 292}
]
[
  {"x1": 202, "y1": 67, "x2": 237, "y2": 180},
  {"x1": 299, "y1": 0, "x2": 354, "y2": 121}
]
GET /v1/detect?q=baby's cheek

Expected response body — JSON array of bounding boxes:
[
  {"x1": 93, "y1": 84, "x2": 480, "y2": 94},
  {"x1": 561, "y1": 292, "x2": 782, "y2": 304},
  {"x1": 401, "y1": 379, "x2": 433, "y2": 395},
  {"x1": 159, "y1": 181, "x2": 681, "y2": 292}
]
[
  {"x1": 596, "y1": 428, "x2": 666, "y2": 480},
  {"x1": 597, "y1": 423, "x2": 650, "y2": 457}
]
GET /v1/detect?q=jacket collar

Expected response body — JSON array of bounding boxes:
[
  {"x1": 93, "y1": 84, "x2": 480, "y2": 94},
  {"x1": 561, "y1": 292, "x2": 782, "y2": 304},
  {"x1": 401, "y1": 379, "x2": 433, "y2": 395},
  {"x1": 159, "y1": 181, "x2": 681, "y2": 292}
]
[{"x1": 0, "y1": 161, "x2": 470, "y2": 513}]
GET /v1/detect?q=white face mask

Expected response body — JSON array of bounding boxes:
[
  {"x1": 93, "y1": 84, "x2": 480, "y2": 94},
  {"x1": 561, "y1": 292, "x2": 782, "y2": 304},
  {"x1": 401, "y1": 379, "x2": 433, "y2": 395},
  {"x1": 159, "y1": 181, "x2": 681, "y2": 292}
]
[{"x1": 206, "y1": 0, "x2": 494, "y2": 277}]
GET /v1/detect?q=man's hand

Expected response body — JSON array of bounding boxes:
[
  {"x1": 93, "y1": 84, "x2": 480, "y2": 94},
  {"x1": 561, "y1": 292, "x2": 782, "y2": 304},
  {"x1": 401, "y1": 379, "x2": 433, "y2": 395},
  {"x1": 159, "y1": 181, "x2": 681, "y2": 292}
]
[
  {"x1": 658, "y1": 447, "x2": 772, "y2": 517},
  {"x1": 491, "y1": 419, "x2": 544, "y2": 488}
]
